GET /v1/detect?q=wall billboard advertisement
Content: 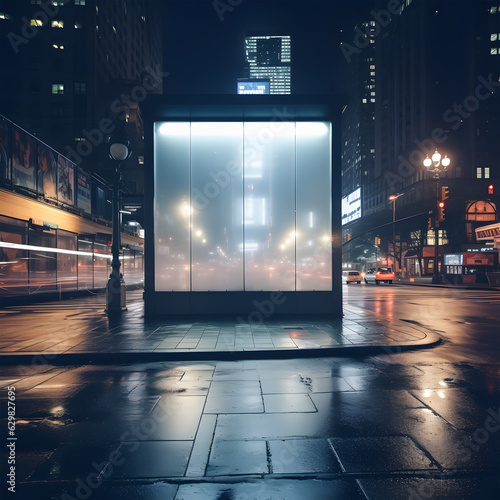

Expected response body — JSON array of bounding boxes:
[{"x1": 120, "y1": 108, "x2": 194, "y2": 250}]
[
  {"x1": 37, "y1": 143, "x2": 58, "y2": 199},
  {"x1": 76, "y1": 169, "x2": 91, "y2": 213},
  {"x1": 57, "y1": 154, "x2": 75, "y2": 206},
  {"x1": 0, "y1": 118, "x2": 10, "y2": 181},
  {"x1": 342, "y1": 187, "x2": 361, "y2": 225},
  {"x1": 12, "y1": 127, "x2": 36, "y2": 191}
]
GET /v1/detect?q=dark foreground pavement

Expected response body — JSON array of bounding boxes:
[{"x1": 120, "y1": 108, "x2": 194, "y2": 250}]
[{"x1": 0, "y1": 291, "x2": 499, "y2": 499}]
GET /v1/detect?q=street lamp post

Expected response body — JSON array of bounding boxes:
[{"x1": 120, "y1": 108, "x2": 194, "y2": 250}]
[
  {"x1": 388, "y1": 193, "x2": 404, "y2": 272},
  {"x1": 423, "y1": 149, "x2": 450, "y2": 284},
  {"x1": 106, "y1": 139, "x2": 132, "y2": 313}
]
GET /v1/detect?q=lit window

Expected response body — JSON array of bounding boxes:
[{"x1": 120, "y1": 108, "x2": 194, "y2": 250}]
[
  {"x1": 491, "y1": 48, "x2": 498, "y2": 55},
  {"x1": 51, "y1": 83, "x2": 64, "y2": 94},
  {"x1": 51, "y1": 1, "x2": 65, "y2": 5},
  {"x1": 485, "y1": 167, "x2": 490, "y2": 178},
  {"x1": 370, "y1": 65, "x2": 375, "y2": 69},
  {"x1": 490, "y1": 6, "x2": 497, "y2": 14},
  {"x1": 0, "y1": 12, "x2": 12, "y2": 19},
  {"x1": 52, "y1": 43, "x2": 64, "y2": 50},
  {"x1": 51, "y1": 20, "x2": 63, "y2": 28},
  {"x1": 75, "y1": 0, "x2": 86, "y2": 5},
  {"x1": 74, "y1": 22, "x2": 82, "y2": 29},
  {"x1": 491, "y1": 34, "x2": 498, "y2": 41},
  {"x1": 362, "y1": 98, "x2": 367, "y2": 103},
  {"x1": 30, "y1": 19, "x2": 44, "y2": 26},
  {"x1": 476, "y1": 167, "x2": 482, "y2": 179}
]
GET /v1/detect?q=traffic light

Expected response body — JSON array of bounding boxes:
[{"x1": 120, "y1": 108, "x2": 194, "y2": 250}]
[
  {"x1": 441, "y1": 186, "x2": 449, "y2": 201},
  {"x1": 488, "y1": 184, "x2": 494, "y2": 195},
  {"x1": 437, "y1": 201, "x2": 445, "y2": 223}
]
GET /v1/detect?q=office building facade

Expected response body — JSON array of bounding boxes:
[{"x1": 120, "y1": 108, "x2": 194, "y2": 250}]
[{"x1": 244, "y1": 35, "x2": 291, "y2": 94}]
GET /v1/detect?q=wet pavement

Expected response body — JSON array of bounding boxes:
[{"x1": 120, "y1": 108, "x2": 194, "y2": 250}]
[
  {"x1": 0, "y1": 289, "x2": 439, "y2": 364},
  {"x1": 0, "y1": 289, "x2": 499, "y2": 499}
]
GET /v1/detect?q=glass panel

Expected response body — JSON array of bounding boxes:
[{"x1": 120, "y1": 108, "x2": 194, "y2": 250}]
[
  {"x1": 0, "y1": 216, "x2": 28, "y2": 295},
  {"x1": 296, "y1": 122, "x2": 332, "y2": 290},
  {"x1": 77, "y1": 239, "x2": 93, "y2": 290},
  {"x1": 191, "y1": 122, "x2": 243, "y2": 290},
  {"x1": 93, "y1": 242, "x2": 109, "y2": 288},
  {"x1": 154, "y1": 122, "x2": 191, "y2": 291},
  {"x1": 57, "y1": 230, "x2": 77, "y2": 290},
  {"x1": 244, "y1": 121, "x2": 295, "y2": 291},
  {"x1": 28, "y1": 229, "x2": 57, "y2": 292}
]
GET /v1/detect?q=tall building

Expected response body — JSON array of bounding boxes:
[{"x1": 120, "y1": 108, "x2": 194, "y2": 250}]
[
  {"x1": 244, "y1": 35, "x2": 291, "y2": 94},
  {"x1": 341, "y1": 0, "x2": 499, "y2": 275},
  {"x1": 0, "y1": 0, "x2": 163, "y2": 191},
  {"x1": 341, "y1": 20, "x2": 377, "y2": 200}
]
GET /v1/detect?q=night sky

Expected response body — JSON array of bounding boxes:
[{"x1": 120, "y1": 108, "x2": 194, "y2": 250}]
[{"x1": 163, "y1": 0, "x2": 372, "y2": 95}]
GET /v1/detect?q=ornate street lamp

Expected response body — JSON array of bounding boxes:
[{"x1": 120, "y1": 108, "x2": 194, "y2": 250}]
[
  {"x1": 106, "y1": 135, "x2": 132, "y2": 313},
  {"x1": 423, "y1": 149, "x2": 451, "y2": 284}
]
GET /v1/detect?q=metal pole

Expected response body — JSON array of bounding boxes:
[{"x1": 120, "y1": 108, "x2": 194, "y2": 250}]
[
  {"x1": 432, "y1": 174, "x2": 441, "y2": 284},
  {"x1": 106, "y1": 164, "x2": 126, "y2": 312}
]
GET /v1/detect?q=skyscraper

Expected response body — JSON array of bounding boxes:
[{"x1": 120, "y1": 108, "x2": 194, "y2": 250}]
[{"x1": 244, "y1": 35, "x2": 291, "y2": 94}]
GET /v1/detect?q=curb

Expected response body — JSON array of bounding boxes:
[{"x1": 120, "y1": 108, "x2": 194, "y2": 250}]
[
  {"x1": 392, "y1": 282, "x2": 500, "y2": 291},
  {"x1": 0, "y1": 333, "x2": 441, "y2": 365}
]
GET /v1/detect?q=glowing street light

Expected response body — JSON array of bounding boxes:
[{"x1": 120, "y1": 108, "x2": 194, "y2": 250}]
[{"x1": 423, "y1": 149, "x2": 451, "y2": 283}]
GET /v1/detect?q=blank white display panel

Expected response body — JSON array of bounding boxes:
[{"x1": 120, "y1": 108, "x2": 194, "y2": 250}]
[{"x1": 154, "y1": 121, "x2": 332, "y2": 292}]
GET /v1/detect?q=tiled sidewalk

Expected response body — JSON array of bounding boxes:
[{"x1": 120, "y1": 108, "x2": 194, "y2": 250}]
[{"x1": 0, "y1": 291, "x2": 440, "y2": 362}]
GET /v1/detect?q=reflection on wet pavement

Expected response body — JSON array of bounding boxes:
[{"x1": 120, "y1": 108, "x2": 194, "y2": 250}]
[{"x1": 1, "y1": 357, "x2": 498, "y2": 499}]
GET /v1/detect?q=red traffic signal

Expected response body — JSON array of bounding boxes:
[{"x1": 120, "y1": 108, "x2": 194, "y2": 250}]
[
  {"x1": 488, "y1": 184, "x2": 494, "y2": 195},
  {"x1": 437, "y1": 201, "x2": 445, "y2": 222}
]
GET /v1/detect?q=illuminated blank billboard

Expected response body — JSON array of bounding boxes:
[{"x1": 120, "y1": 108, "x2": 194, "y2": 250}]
[
  {"x1": 154, "y1": 121, "x2": 332, "y2": 292},
  {"x1": 342, "y1": 187, "x2": 361, "y2": 225}
]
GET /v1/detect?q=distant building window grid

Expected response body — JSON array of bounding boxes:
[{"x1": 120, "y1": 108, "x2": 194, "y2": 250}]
[{"x1": 245, "y1": 35, "x2": 291, "y2": 94}]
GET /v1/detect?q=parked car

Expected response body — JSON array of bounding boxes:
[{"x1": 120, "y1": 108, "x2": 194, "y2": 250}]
[
  {"x1": 342, "y1": 270, "x2": 363, "y2": 284},
  {"x1": 364, "y1": 267, "x2": 395, "y2": 284}
]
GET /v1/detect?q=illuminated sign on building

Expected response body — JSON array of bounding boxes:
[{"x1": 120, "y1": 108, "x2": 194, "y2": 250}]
[
  {"x1": 341, "y1": 187, "x2": 362, "y2": 225},
  {"x1": 237, "y1": 79, "x2": 270, "y2": 95}
]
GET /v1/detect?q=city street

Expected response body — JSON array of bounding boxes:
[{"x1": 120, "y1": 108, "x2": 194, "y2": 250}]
[{"x1": 0, "y1": 286, "x2": 499, "y2": 499}]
